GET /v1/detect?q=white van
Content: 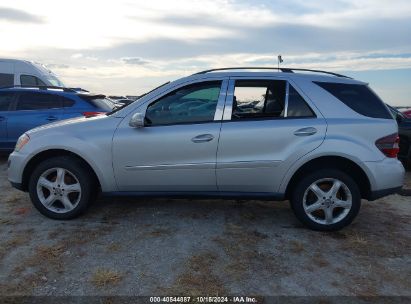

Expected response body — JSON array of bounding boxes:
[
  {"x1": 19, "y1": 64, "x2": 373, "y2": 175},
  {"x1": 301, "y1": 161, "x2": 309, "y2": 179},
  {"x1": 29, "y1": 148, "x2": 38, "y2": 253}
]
[{"x1": 0, "y1": 59, "x2": 65, "y2": 88}]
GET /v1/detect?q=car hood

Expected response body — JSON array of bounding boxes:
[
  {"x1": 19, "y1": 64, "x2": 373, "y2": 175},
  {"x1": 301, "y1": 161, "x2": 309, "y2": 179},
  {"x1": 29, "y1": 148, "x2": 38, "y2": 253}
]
[{"x1": 26, "y1": 115, "x2": 107, "y2": 136}]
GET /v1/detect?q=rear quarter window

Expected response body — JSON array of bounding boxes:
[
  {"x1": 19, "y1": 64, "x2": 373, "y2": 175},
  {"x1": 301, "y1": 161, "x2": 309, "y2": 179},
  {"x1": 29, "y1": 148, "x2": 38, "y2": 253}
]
[
  {"x1": 60, "y1": 96, "x2": 76, "y2": 108},
  {"x1": 313, "y1": 82, "x2": 392, "y2": 119}
]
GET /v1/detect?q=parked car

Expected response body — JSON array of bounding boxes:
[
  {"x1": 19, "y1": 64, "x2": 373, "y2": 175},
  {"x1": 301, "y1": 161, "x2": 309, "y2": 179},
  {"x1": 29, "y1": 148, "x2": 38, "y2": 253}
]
[
  {"x1": 112, "y1": 98, "x2": 134, "y2": 106},
  {"x1": 0, "y1": 59, "x2": 65, "y2": 88},
  {"x1": 402, "y1": 108, "x2": 411, "y2": 118},
  {"x1": 386, "y1": 104, "x2": 411, "y2": 169},
  {"x1": 0, "y1": 86, "x2": 115, "y2": 152},
  {"x1": 8, "y1": 68, "x2": 404, "y2": 231}
]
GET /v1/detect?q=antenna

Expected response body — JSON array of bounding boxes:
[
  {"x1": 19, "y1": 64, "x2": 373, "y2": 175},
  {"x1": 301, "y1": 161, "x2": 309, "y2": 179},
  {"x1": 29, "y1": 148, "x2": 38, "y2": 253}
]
[{"x1": 277, "y1": 55, "x2": 283, "y2": 70}]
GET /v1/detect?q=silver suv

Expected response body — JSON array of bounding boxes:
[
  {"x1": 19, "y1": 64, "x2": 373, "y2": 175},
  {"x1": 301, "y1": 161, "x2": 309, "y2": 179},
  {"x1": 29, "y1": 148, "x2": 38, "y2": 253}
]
[{"x1": 8, "y1": 68, "x2": 405, "y2": 231}]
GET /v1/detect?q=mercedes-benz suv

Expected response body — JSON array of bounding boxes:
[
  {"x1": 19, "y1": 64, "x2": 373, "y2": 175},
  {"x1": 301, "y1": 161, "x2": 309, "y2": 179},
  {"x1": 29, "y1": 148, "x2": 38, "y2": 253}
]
[{"x1": 7, "y1": 68, "x2": 405, "y2": 231}]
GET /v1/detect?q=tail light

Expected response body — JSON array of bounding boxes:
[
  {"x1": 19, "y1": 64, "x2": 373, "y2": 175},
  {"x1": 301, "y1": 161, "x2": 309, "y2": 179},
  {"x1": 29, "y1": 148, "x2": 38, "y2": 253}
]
[
  {"x1": 375, "y1": 133, "x2": 400, "y2": 158},
  {"x1": 82, "y1": 111, "x2": 105, "y2": 117}
]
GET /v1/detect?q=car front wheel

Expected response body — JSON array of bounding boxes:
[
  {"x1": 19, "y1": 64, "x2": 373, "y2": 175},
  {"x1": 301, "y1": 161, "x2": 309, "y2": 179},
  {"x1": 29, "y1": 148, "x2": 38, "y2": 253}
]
[
  {"x1": 290, "y1": 169, "x2": 361, "y2": 231},
  {"x1": 28, "y1": 156, "x2": 95, "y2": 219}
]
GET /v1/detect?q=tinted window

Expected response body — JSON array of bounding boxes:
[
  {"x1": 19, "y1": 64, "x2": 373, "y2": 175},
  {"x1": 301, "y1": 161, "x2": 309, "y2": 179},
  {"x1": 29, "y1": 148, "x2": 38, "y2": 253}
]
[
  {"x1": 78, "y1": 95, "x2": 115, "y2": 111},
  {"x1": 232, "y1": 80, "x2": 286, "y2": 119},
  {"x1": 17, "y1": 92, "x2": 62, "y2": 110},
  {"x1": 20, "y1": 75, "x2": 47, "y2": 87},
  {"x1": 0, "y1": 73, "x2": 14, "y2": 87},
  {"x1": 287, "y1": 85, "x2": 315, "y2": 117},
  {"x1": 314, "y1": 82, "x2": 391, "y2": 119},
  {"x1": 61, "y1": 96, "x2": 75, "y2": 108},
  {"x1": 0, "y1": 92, "x2": 15, "y2": 111},
  {"x1": 145, "y1": 81, "x2": 221, "y2": 126}
]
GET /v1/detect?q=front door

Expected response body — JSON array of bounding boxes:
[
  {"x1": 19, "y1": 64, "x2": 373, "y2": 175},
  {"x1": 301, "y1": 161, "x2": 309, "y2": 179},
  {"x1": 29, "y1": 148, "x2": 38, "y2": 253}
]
[
  {"x1": 113, "y1": 79, "x2": 228, "y2": 192},
  {"x1": 216, "y1": 78, "x2": 327, "y2": 193}
]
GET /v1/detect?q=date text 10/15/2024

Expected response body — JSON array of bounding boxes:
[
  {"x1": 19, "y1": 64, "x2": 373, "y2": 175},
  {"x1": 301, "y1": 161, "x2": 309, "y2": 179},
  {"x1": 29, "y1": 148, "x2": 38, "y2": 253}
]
[{"x1": 150, "y1": 296, "x2": 258, "y2": 303}]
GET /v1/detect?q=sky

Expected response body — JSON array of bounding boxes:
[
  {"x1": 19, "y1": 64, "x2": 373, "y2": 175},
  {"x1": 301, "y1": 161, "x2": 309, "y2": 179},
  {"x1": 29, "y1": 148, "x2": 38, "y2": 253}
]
[{"x1": 0, "y1": 0, "x2": 410, "y2": 106}]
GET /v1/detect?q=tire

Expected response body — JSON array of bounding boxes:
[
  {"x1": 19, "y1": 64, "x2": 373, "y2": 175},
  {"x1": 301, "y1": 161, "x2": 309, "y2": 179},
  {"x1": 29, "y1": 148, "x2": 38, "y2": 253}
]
[
  {"x1": 290, "y1": 169, "x2": 361, "y2": 231},
  {"x1": 28, "y1": 156, "x2": 96, "y2": 220}
]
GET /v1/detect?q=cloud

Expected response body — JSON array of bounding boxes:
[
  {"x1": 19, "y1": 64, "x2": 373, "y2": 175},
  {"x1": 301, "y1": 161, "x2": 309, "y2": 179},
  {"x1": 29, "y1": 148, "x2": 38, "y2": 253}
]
[
  {"x1": 71, "y1": 53, "x2": 83, "y2": 59},
  {"x1": 46, "y1": 63, "x2": 70, "y2": 69},
  {"x1": 1, "y1": 0, "x2": 411, "y2": 104},
  {"x1": 121, "y1": 57, "x2": 150, "y2": 65},
  {"x1": 0, "y1": 7, "x2": 43, "y2": 23}
]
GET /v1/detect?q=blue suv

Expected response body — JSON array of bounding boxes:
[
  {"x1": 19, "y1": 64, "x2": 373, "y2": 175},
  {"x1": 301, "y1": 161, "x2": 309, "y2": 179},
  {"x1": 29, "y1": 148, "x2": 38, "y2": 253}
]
[{"x1": 0, "y1": 87, "x2": 115, "y2": 152}]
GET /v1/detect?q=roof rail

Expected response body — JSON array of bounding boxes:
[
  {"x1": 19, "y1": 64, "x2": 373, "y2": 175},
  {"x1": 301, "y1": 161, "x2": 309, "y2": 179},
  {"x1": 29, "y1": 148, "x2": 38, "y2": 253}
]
[
  {"x1": 193, "y1": 67, "x2": 351, "y2": 78},
  {"x1": 0, "y1": 85, "x2": 88, "y2": 92}
]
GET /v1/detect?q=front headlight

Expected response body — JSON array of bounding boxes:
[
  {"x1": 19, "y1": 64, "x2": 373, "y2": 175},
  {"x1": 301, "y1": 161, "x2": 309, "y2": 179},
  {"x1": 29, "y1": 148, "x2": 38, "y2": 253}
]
[{"x1": 15, "y1": 134, "x2": 30, "y2": 152}]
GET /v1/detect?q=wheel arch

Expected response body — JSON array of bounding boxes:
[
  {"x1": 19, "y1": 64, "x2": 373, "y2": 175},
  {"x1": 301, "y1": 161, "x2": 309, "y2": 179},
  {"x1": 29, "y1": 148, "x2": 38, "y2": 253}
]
[
  {"x1": 21, "y1": 149, "x2": 101, "y2": 192},
  {"x1": 284, "y1": 156, "x2": 372, "y2": 200}
]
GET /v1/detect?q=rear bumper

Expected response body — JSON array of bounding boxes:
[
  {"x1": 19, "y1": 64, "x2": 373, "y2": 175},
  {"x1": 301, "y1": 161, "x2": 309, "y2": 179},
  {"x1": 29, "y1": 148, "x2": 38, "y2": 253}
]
[
  {"x1": 368, "y1": 186, "x2": 402, "y2": 201},
  {"x1": 365, "y1": 158, "x2": 405, "y2": 193}
]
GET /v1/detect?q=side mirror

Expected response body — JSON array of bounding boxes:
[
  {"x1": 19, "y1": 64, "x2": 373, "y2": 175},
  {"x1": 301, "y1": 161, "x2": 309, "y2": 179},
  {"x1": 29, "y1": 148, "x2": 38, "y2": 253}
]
[{"x1": 129, "y1": 112, "x2": 145, "y2": 128}]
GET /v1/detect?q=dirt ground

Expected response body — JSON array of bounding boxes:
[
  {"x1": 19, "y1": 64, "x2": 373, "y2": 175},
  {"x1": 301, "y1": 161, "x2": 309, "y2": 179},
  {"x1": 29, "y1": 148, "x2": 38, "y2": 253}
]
[{"x1": 0, "y1": 155, "x2": 410, "y2": 298}]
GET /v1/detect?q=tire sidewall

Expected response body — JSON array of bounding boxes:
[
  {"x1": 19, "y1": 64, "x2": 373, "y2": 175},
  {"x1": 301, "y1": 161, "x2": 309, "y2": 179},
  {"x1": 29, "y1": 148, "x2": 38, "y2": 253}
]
[
  {"x1": 291, "y1": 169, "x2": 361, "y2": 231},
  {"x1": 28, "y1": 157, "x2": 94, "y2": 220}
]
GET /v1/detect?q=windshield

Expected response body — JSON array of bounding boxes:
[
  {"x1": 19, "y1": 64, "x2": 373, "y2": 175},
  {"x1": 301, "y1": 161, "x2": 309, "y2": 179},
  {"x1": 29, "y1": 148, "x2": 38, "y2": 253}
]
[{"x1": 107, "y1": 81, "x2": 170, "y2": 115}]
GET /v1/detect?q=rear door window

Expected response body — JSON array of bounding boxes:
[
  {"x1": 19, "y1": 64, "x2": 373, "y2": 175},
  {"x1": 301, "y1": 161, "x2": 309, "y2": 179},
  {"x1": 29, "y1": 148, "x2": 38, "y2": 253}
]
[
  {"x1": 232, "y1": 80, "x2": 286, "y2": 119},
  {"x1": 16, "y1": 92, "x2": 63, "y2": 110},
  {"x1": 314, "y1": 82, "x2": 391, "y2": 119},
  {"x1": 0, "y1": 92, "x2": 15, "y2": 111}
]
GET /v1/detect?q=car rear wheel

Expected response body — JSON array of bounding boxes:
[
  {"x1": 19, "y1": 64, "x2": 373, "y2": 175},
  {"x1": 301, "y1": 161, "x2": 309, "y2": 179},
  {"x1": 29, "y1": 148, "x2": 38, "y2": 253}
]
[
  {"x1": 290, "y1": 169, "x2": 361, "y2": 231},
  {"x1": 28, "y1": 156, "x2": 95, "y2": 219}
]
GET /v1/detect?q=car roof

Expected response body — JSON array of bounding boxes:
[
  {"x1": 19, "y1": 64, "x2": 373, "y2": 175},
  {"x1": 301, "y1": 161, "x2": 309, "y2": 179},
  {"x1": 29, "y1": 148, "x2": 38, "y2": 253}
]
[
  {"x1": 177, "y1": 70, "x2": 366, "y2": 85},
  {"x1": 0, "y1": 87, "x2": 104, "y2": 98}
]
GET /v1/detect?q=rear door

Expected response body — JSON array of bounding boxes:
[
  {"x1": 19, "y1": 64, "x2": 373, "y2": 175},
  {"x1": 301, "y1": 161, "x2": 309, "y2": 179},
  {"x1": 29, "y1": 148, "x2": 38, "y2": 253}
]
[
  {"x1": 0, "y1": 92, "x2": 16, "y2": 150},
  {"x1": 216, "y1": 77, "x2": 327, "y2": 193},
  {"x1": 7, "y1": 91, "x2": 64, "y2": 142}
]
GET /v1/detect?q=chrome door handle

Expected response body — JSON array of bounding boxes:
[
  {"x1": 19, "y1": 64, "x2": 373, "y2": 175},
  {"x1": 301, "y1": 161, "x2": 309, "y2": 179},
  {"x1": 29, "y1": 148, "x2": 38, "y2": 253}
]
[
  {"x1": 294, "y1": 127, "x2": 317, "y2": 136},
  {"x1": 191, "y1": 134, "x2": 214, "y2": 143},
  {"x1": 47, "y1": 116, "x2": 58, "y2": 121}
]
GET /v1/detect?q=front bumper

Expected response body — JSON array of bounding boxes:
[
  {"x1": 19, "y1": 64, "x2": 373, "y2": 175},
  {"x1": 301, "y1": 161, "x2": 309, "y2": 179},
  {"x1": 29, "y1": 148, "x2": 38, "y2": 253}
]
[
  {"x1": 7, "y1": 151, "x2": 30, "y2": 192},
  {"x1": 10, "y1": 181, "x2": 24, "y2": 191}
]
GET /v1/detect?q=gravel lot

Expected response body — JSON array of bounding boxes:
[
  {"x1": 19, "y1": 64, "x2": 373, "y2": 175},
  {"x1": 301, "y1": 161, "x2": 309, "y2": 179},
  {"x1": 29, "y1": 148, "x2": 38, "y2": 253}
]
[{"x1": 0, "y1": 155, "x2": 410, "y2": 297}]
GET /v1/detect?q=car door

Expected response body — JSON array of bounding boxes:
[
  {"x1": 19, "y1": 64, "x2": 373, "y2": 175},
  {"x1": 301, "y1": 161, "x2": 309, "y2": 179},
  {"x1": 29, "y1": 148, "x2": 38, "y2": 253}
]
[
  {"x1": 0, "y1": 92, "x2": 16, "y2": 150},
  {"x1": 216, "y1": 77, "x2": 327, "y2": 193},
  {"x1": 7, "y1": 91, "x2": 64, "y2": 143},
  {"x1": 113, "y1": 79, "x2": 228, "y2": 192}
]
